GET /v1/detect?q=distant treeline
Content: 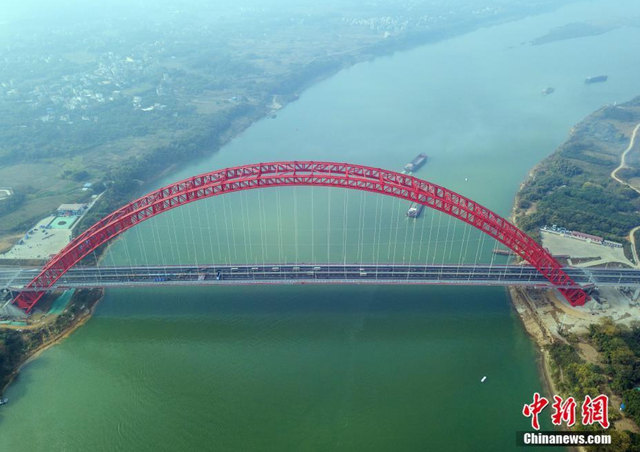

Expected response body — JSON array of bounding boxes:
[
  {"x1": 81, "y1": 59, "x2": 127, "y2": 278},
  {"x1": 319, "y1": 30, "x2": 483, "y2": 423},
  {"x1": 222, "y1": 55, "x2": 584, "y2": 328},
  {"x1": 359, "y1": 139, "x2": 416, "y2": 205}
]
[{"x1": 76, "y1": 102, "x2": 261, "y2": 232}]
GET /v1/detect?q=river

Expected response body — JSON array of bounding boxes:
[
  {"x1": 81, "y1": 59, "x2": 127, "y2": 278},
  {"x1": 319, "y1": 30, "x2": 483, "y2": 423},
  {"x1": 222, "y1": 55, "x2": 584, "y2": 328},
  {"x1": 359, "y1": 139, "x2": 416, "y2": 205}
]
[{"x1": 2, "y1": 1, "x2": 640, "y2": 450}]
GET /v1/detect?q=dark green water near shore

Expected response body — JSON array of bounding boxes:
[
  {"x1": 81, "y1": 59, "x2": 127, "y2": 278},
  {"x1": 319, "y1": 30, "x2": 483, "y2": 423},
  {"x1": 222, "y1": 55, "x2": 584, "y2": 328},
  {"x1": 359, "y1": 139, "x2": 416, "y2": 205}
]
[{"x1": 2, "y1": 1, "x2": 640, "y2": 450}]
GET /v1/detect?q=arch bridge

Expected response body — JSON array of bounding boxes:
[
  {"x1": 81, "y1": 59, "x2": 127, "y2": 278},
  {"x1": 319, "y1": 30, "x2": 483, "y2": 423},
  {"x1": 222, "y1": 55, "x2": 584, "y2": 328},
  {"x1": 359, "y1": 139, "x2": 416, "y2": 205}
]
[{"x1": 12, "y1": 161, "x2": 588, "y2": 312}]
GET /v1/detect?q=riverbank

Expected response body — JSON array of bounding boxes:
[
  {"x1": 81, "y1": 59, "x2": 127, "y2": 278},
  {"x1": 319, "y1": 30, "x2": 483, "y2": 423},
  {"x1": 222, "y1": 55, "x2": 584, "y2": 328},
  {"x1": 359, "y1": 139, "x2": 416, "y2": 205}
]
[
  {"x1": 0, "y1": 289, "x2": 103, "y2": 397},
  {"x1": 508, "y1": 287, "x2": 588, "y2": 452},
  {"x1": 508, "y1": 285, "x2": 640, "y2": 448},
  {"x1": 509, "y1": 96, "x2": 640, "y2": 448},
  {"x1": 508, "y1": 287, "x2": 558, "y2": 395},
  {"x1": 513, "y1": 96, "x2": 640, "y2": 248}
]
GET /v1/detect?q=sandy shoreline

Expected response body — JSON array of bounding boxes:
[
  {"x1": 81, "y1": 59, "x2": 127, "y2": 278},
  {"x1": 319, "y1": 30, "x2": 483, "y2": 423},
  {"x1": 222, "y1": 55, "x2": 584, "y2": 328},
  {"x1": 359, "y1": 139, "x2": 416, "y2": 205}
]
[
  {"x1": 1, "y1": 290, "x2": 104, "y2": 396},
  {"x1": 507, "y1": 287, "x2": 558, "y2": 395}
]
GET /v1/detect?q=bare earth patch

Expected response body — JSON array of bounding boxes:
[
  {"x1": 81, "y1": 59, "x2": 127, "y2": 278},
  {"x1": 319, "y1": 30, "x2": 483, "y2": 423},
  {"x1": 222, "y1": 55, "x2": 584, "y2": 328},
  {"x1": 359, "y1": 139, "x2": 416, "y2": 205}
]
[{"x1": 541, "y1": 230, "x2": 633, "y2": 267}]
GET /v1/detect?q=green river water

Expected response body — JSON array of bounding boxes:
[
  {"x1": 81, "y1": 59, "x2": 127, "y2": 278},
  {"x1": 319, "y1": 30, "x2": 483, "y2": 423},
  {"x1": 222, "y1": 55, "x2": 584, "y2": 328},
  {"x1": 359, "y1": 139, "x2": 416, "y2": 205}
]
[{"x1": 2, "y1": 1, "x2": 640, "y2": 450}]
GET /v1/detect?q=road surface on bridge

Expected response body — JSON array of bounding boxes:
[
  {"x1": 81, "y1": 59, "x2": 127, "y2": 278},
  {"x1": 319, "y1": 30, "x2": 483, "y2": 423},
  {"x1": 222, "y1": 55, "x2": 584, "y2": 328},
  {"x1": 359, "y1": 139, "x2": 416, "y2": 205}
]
[{"x1": 2, "y1": 264, "x2": 639, "y2": 292}]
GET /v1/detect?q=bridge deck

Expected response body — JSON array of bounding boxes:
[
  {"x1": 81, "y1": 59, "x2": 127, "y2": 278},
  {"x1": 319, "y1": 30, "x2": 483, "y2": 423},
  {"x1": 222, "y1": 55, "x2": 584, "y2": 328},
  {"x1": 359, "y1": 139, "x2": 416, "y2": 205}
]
[{"x1": 2, "y1": 264, "x2": 638, "y2": 292}]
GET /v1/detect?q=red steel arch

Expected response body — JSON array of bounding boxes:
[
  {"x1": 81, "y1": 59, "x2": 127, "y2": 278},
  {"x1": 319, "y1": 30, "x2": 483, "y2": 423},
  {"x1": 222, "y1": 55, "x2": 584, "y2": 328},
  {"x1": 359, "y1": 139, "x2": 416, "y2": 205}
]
[{"x1": 13, "y1": 161, "x2": 588, "y2": 312}]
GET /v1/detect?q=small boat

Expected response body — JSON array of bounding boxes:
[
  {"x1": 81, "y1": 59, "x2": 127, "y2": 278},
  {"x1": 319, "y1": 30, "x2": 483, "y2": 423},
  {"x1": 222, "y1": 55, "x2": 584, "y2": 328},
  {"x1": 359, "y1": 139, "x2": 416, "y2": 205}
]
[
  {"x1": 0, "y1": 398, "x2": 8, "y2": 406},
  {"x1": 541, "y1": 87, "x2": 555, "y2": 95},
  {"x1": 585, "y1": 75, "x2": 608, "y2": 84},
  {"x1": 481, "y1": 376, "x2": 487, "y2": 383}
]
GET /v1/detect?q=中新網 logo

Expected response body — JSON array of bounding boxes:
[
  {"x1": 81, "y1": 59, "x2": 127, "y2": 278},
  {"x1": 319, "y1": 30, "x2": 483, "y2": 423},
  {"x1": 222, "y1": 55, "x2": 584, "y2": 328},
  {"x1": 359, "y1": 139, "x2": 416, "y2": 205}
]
[{"x1": 522, "y1": 393, "x2": 609, "y2": 430}]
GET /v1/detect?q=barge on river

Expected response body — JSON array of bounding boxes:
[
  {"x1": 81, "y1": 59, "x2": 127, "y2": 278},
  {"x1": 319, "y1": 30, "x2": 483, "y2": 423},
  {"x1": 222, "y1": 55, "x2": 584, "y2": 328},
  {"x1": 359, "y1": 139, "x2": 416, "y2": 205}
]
[{"x1": 404, "y1": 153, "x2": 428, "y2": 172}]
